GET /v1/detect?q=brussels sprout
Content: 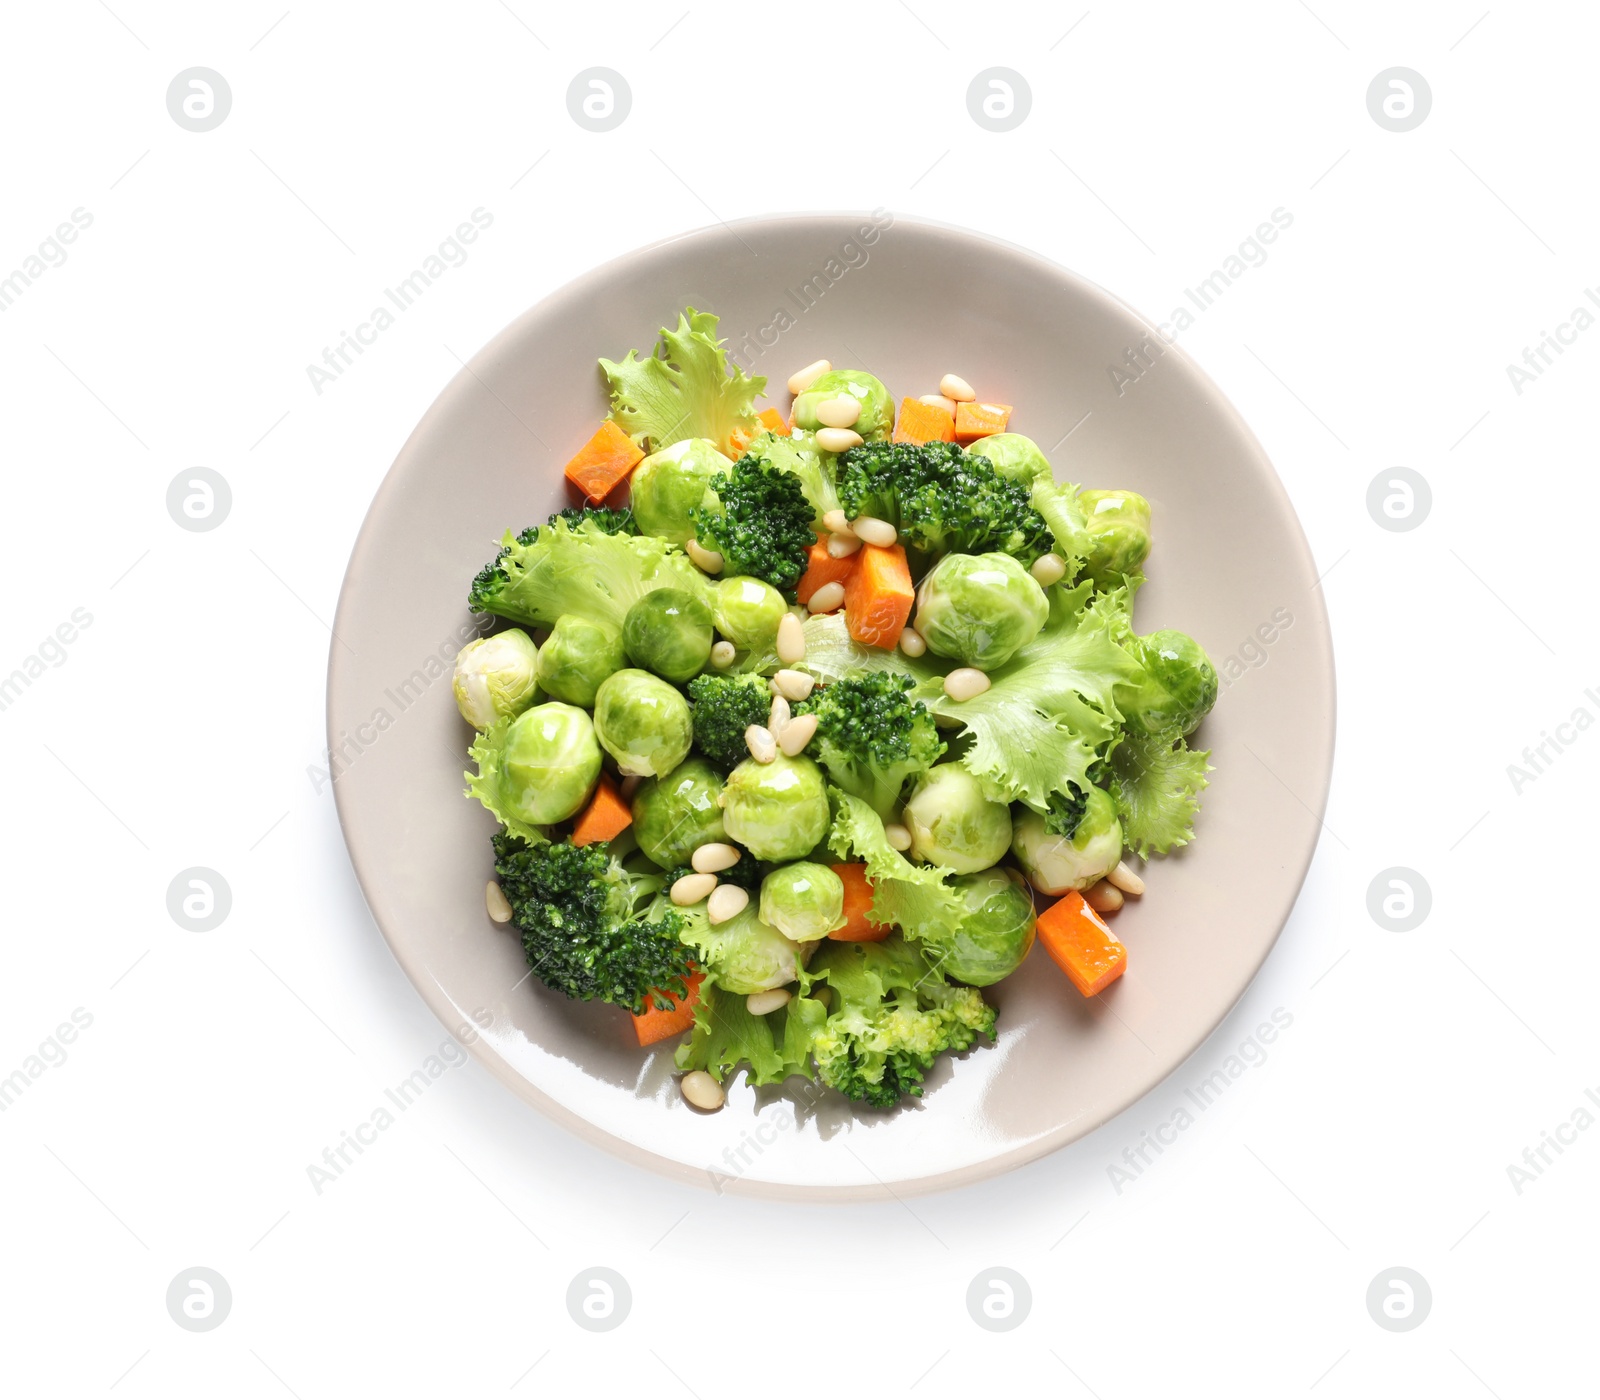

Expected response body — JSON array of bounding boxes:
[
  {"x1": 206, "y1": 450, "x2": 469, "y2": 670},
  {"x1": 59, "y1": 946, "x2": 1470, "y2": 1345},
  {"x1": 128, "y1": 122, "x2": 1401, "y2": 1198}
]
[
  {"x1": 488, "y1": 701, "x2": 601, "y2": 825},
  {"x1": 1011, "y1": 787, "x2": 1122, "y2": 895},
  {"x1": 902, "y1": 763, "x2": 1013, "y2": 874},
  {"x1": 1079, "y1": 488, "x2": 1152, "y2": 584},
  {"x1": 792, "y1": 370, "x2": 895, "y2": 442},
  {"x1": 535, "y1": 614, "x2": 627, "y2": 708},
  {"x1": 452, "y1": 628, "x2": 539, "y2": 730},
  {"x1": 622, "y1": 588, "x2": 714, "y2": 683},
  {"x1": 592, "y1": 668, "x2": 693, "y2": 778},
  {"x1": 631, "y1": 758, "x2": 726, "y2": 868},
  {"x1": 629, "y1": 437, "x2": 732, "y2": 544},
  {"x1": 922, "y1": 868, "x2": 1036, "y2": 986},
  {"x1": 688, "y1": 903, "x2": 810, "y2": 994},
  {"x1": 913, "y1": 551, "x2": 1049, "y2": 670},
  {"x1": 713, "y1": 575, "x2": 788, "y2": 651},
  {"x1": 759, "y1": 861, "x2": 846, "y2": 941},
  {"x1": 964, "y1": 433, "x2": 1051, "y2": 488},
  {"x1": 720, "y1": 752, "x2": 831, "y2": 861},
  {"x1": 1119, "y1": 630, "x2": 1218, "y2": 737}
]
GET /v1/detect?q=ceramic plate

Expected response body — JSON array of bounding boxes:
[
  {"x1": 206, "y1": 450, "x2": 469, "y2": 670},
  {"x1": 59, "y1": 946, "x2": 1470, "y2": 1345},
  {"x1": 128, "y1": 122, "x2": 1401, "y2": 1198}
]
[{"x1": 328, "y1": 213, "x2": 1334, "y2": 1199}]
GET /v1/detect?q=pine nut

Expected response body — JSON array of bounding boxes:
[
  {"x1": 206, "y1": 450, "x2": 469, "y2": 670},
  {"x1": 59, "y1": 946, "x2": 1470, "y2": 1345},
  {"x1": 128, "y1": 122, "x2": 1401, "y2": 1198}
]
[
  {"x1": 710, "y1": 639, "x2": 736, "y2": 668},
  {"x1": 816, "y1": 427, "x2": 864, "y2": 454},
  {"x1": 884, "y1": 823, "x2": 912, "y2": 852},
  {"x1": 899, "y1": 627, "x2": 926, "y2": 658},
  {"x1": 1030, "y1": 553, "x2": 1067, "y2": 586},
  {"x1": 787, "y1": 358, "x2": 831, "y2": 395},
  {"x1": 778, "y1": 712, "x2": 818, "y2": 755},
  {"x1": 776, "y1": 612, "x2": 806, "y2": 664},
  {"x1": 772, "y1": 668, "x2": 816, "y2": 701},
  {"x1": 821, "y1": 509, "x2": 854, "y2": 537},
  {"x1": 746, "y1": 988, "x2": 792, "y2": 1015},
  {"x1": 851, "y1": 515, "x2": 897, "y2": 548},
  {"x1": 826, "y1": 532, "x2": 862, "y2": 558},
  {"x1": 918, "y1": 394, "x2": 957, "y2": 415},
  {"x1": 943, "y1": 667, "x2": 991, "y2": 702},
  {"x1": 486, "y1": 881, "x2": 513, "y2": 923},
  {"x1": 1085, "y1": 880, "x2": 1124, "y2": 913},
  {"x1": 746, "y1": 724, "x2": 777, "y2": 763},
  {"x1": 815, "y1": 396, "x2": 862, "y2": 429},
  {"x1": 769, "y1": 694, "x2": 791, "y2": 734},
  {"x1": 939, "y1": 373, "x2": 976, "y2": 402},
  {"x1": 671, "y1": 872, "x2": 718, "y2": 905},
  {"x1": 1106, "y1": 860, "x2": 1145, "y2": 896},
  {"x1": 707, "y1": 883, "x2": 750, "y2": 925},
  {"x1": 692, "y1": 842, "x2": 741, "y2": 874},
  {"x1": 807, "y1": 581, "x2": 846, "y2": 614},
  {"x1": 680, "y1": 1069, "x2": 724, "y2": 1110},
  {"x1": 812, "y1": 985, "x2": 832, "y2": 1010},
  {"x1": 685, "y1": 538, "x2": 723, "y2": 574}
]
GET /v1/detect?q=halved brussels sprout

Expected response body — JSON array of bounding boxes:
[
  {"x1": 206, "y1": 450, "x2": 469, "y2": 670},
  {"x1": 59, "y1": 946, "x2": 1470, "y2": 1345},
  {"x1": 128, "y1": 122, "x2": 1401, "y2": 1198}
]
[
  {"x1": 631, "y1": 758, "x2": 726, "y2": 868},
  {"x1": 629, "y1": 437, "x2": 732, "y2": 543},
  {"x1": 483, "y1": 701, "x2": 601, "y2": 825},
  {"x1": 712, "y1": 575, "x2": 789, "y2": 652},
  {"x1": 592, "y1": 668, "x2": 693, "y2": 778},
  {"x1": 759, "y1": 861, "x2": 846, "y2": 941},
  {"x1": 685, "y1": 903, "x2": 810, "y2": 994},
  {"x1": 535, "y1": 614, "x2": 626, "y2": 708},
  {"x1": 622, "y1": 587, "x2": 714, "y2": 683},
  {"x1": 964, "y1": 432, "x2": 1051, "y2": 488},
  {"x1": 914, "y1": 551, "x2": 1049, "y2": 670},
  {"x1": 1010, "y1": 787, "x2": 1122, "y2": 895},
  {"x1": 720, "y1": 752, "x2": 831, "y2": 861},
  {"x1": 922, "y1": 868, "x2": 1036, "y2": 986},
  {"x1": 452, "y1": 628, "x2": 539, "y2": 730},
  {"x1": 1119, "y1": 630, "x2": 1218, "y2": 737},
  {"x1": 1079, "y1": 489, "x2": 1151, "y2": 585},
  {"x1": 902, "y1": 763, "x2": 1013, "y2": 874},
  {"x1": 791, "y1": 370, "x2": 895, "y2": 442}
]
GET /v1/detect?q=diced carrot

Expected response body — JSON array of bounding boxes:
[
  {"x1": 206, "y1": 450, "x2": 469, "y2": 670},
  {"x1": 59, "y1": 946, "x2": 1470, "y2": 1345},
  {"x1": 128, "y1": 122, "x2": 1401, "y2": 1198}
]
[
  {"x1": 954, "y1": 400, "x2": 1012, "y2": 444},
  {"x1": 565, "y1": 420, "x2": 644, "y2": 503},
  {"x1": 1036, "y1": 890, "x2": 1127, "y2": 997},
  {"x1": 631, "y1": 970, "x2": 704, "y2": 1046},
  {"x1": 893, "y1": 396, "x2": 956, "y2": 445},
  {"x1": 571, "y1": 773, "x2": 632, "y2": 847},
  {"x1": 843, "y1": 542, "x2": 914, "y2": 648},
  {"x1": 829, "y1": 864, "x2": 890, "y2": 941},
  {"x1": 758, "y1": 406, "x2": 787, "y2": 434},
  {"x1": 796, "y1": 535, "x2": 859, "y2": 607}
]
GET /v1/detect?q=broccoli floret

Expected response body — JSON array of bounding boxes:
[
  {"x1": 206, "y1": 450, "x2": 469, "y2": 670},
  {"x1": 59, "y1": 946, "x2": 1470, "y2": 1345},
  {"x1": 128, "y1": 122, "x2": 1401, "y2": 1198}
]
[
  {"x1": 689, "y1": 455, "x2": 817, "y2": 597},
  {"x1": 548, "y1": 504, "x2": 637, "y2": 536},
  {"x1": 492, "y1": 833, "x2": 694, "y2": 1014},
  {"x1": 810, "y1": 936, "x2": 997, "y2": 1107},
  {"x1": 796, "y1": 673, "x2": 945, "y2": 818},
  {"x1": 687, "y1": 672, "x2": 771, "y2": 770},
  {"x1": 468, "y1": 525, "x2": 540, "y2": 614},
  {"x1": 836, "y1": 440, "x2": 1053, "y2": 563}
]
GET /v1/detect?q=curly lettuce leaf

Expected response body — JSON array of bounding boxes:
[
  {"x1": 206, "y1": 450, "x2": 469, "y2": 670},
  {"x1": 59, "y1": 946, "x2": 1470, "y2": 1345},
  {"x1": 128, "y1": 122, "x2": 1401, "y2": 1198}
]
[
  {"x1": 599, "y1": 308, "x2": 764, "y2": 459},
  {"x1": 674, "y1": 979, "x2": 824, "y2": 1086},
  {"x1": 464, "y1": 721, "x2": 548, "y2": 846},
  {"x1": 826, "y1": 789, "x2": 964, "y2": 942},
  {"x1": 1031, "y1": 477, "x2": 1091, "y2": 574},
  {"x1": 1110, "y1": 729, "x2": 1211, "y2": 857},
  {"x1": 474, "y1": 519, "x2": 709, "y2": 632},
  {"x1": 744, "y1": 429, "x2": 839, "y2": 526}
]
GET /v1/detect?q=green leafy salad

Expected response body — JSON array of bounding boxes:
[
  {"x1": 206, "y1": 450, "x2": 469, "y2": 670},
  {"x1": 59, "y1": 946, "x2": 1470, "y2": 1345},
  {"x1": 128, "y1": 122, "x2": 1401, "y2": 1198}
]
[{"x1": 453, "y1": 308, "x2": 1218, "y2": 1113}]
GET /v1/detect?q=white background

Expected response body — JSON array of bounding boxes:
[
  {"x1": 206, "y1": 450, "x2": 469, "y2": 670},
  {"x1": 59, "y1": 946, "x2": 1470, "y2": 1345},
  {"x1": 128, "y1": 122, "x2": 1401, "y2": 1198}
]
[{"x1": 2, "y1": 1, "x2": 1595, "y2": 1395}]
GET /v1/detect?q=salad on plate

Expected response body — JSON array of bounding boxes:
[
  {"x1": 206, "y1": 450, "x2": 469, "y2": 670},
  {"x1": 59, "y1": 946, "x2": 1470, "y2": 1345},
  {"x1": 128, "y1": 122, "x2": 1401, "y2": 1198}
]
[{"x1": 453, "y1": 309, "x2": 1217, "y2": 1113}]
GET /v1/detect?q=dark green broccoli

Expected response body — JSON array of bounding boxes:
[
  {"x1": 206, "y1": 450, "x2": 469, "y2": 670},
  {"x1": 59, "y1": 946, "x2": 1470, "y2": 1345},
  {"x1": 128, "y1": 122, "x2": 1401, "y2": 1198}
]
[
  {"x1": 689, "y1": 454, "x2": 816, "y2": 597},
  {"x1": 548, "y1": 504, "x2": 637, "y2": 536},
  {"x1": 492, "y1": 833, "x2": 694, "y2": 1013},
  {"x1": 836, "y1": 440, "x2": 1053, "y2": 563},
  {"x1": 795, "y1": 673, "x2": 945, "y2": 818},
  {"x1": 810, "y1": 936, "x2": 997, "y2": 1107},
  {"x1": 686, "y1": 672, "x2": 770, "y2": 770}
]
